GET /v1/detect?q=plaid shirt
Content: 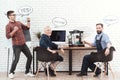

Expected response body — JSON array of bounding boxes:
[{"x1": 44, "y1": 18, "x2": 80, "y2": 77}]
[{"x1": 6, "y1": 21, "x2": 29, "y2": 46}]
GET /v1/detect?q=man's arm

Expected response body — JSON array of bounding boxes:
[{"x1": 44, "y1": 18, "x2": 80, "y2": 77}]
[
  {"x1": 47, "y1": 47, "x2": 57, "y2": 54},
  {"x1": 26, "y1": 17, "x2": 30, "y2": 28},
  {"x1": 10, "y1": 27, "x2": 18, "y2": 37},
  {"x1": 105, "y1": 42, "x2": 112, "y2": 56},
  {"x1": 6, "y1": 26, "x2": 18, "y2": 39},
  {"x1": 21, "y1": 17, "x2": 30, "y2": 29},
  {"x1": 107, "y1": 42, "x2": 112, "y2": 49},
  {"x1": 40, "y1": 36, "x2": 57, "y2": 54},
  {"x1": 104, "y1": 34, "x2": 112, "y2": 56},
  {"x1": 52, "y1": 43, "x2": 64, "y2": 54},
  {"x1": 83, "y1": 40, "x2": 94, "y2": 47}
]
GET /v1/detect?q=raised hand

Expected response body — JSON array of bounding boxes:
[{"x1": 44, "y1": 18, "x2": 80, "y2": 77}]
[{"x1": 27, "y1": 17, "x2": 30, "y2": 22}]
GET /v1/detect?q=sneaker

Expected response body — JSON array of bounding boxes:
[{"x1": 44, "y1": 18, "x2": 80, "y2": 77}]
[
  {"x1": 25, "y1": 73, "x2": 35, "y2": 77},
  {"x1": 8, "y1": 73, "x2": 14, "y2": 79}
]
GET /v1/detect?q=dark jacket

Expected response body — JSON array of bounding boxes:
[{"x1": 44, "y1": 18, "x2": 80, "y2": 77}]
[{"x1": 39, "y1": 34, "x2": 58, "y2": 50}]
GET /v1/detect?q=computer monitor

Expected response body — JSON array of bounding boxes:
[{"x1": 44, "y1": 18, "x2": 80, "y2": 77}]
[{"x1": 50, "y1": 30, "x2": 66, "y2": 42}]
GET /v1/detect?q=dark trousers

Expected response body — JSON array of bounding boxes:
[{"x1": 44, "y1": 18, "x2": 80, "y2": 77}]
[
  {"x1": 81, "y1": 49, "x2": 107, "y2": 74},
  {"x1": 10, "y1": 44, "x2": 32, "y2": 74}
]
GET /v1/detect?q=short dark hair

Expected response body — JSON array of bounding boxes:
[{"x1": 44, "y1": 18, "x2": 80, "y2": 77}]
[
  {"x1": 96, "y1": 23, "x2": 103, "y2": 28},
  {"x1": 7, "y1": 10, "x2": 14, "y2": 19}
]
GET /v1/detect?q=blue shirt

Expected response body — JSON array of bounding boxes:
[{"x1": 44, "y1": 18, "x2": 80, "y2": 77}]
[
  {"x1": 92, "y1": 32, "x2": 111, "y2": 49},
  {"x1": 39, "y1": 34, "x2": 58, "y2": 50}
]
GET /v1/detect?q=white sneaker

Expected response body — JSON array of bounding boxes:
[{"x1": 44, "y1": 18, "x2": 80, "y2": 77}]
[
  {"x1": 8, "y1": 73, "x2": 14, "y2": 79},
  {"x1": 25, "y1": 73, "x2": 35, "y2": 77}
]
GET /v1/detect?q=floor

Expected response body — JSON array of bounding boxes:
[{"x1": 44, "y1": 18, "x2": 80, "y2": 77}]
[{"x1": 0, "y1": 71, "x2": 119, "y2": 80}]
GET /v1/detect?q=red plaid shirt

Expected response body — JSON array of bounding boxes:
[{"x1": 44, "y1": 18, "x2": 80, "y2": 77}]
[{"x1": 6, "y1": 21, "x2": 29, "y2": 46}]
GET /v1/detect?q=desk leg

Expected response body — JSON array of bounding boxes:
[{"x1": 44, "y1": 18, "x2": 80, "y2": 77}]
[
  {"x1": 69, "y1": 49, "x2": 72, "y2": 75},
  {"x1": 106, "y1": 62, "x2": 108, "y2": 75}
]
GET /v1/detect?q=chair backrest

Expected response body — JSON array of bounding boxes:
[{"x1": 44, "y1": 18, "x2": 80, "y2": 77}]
[
  {"x1": 34, "y1": 46, "x2": 51, "y2": 62},
  {"x1": 105, "y1": 46, "x2": 115, "y2": 62}
]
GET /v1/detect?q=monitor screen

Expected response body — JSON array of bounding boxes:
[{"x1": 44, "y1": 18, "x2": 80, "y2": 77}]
[{"x1": 50, "y1": 30, "x2": 66, "y2": 42}]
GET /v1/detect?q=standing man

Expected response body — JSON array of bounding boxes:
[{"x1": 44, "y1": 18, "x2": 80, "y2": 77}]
[
  {"x1": 76, "y1": 23, "x2": 112, "y2": 77},
  {"x1": 6, "y1": 10, "x2": 34, "y2": 79}
]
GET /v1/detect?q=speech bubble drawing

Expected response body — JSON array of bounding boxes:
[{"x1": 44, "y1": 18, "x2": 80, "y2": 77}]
[
  {"x1": 18, "y1": 6, "x2": 33, "y2": 16},
  {"x1": 103, "y1": 15, "x2": 119, "y2": 26},
  {"x1": 52, "y1": 17, "x2": 67, "y2": 27}
]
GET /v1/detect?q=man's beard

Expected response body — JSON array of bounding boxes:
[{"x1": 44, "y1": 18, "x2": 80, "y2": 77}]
[{"x1": 97, "y1": 31, "x2": 102, "y2": 34}]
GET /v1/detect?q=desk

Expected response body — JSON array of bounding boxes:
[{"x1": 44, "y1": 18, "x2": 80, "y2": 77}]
[{"x1": 32, "y1": 47, "x2": 96, "y2": 75}]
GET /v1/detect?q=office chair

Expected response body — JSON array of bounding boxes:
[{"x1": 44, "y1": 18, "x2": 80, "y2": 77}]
[
  {"x1": 34, "y1": 46, "x2": 52, "y2": 80},
  {"x1": 93, "y1": 46, "x2": 115, "y2": 78}
]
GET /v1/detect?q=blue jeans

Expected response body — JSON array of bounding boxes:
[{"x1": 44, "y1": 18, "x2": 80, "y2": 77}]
[{"x1": 10, "y1": 44, "x2": 32, "y2": 74}]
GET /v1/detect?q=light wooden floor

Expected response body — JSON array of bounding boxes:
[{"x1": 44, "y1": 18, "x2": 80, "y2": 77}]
[{"x1": 0, "y1": 72, "x2": 119, "y2": 80}]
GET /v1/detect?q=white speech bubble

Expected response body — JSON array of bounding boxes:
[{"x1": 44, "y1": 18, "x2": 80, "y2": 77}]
[
  {"x1": 52, "y1": 17, "x2": 67, "y2": 27},
  {"x1": 18, "y1": 6, "x2": 33, "y2": 16},
  {"x1": 103, "y1": 15, "x2": 119, "y2": 25}
]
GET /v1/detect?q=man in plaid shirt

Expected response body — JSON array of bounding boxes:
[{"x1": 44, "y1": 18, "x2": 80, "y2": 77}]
[{"x1": 6, "y1": 10, "x2": 34, "y2": 79}]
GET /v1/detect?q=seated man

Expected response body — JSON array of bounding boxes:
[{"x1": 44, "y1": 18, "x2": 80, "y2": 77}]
[
  {"x1": 39, "y1": 26, "x2": 64, "y2": 76},
  {"x1": 76, "y1": 23, "x2": 112, "y2": 77}
]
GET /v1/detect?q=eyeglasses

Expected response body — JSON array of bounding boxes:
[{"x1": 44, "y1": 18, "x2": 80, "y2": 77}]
[{"x1": 10, "y1": 14, "x2": 16, "y2": 16}]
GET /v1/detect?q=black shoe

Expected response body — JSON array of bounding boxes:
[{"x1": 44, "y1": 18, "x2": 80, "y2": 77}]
[
  {"x1": 94, "y1": 69, "x2": 101, "y2": 77},
  {"x1": 76, "y1": 73, "x2": 87, "y2": 76},
  {"x1": 49, "y1": 66, "x2": 56, "y2": 77},
  {"x1": 44, "y1": 67, "x2": 56, "y2": 77},
  {"x1": 50, "y1": 73, "x2": 56, "y2": 77},
  {"x1": 93, "y1": 73, "x2": 101, "y2": 77}
]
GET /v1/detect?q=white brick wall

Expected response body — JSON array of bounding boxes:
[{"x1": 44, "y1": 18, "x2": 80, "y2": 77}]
[{"x1": 0, "y1": 0, "x2": 120, "y2": 72}]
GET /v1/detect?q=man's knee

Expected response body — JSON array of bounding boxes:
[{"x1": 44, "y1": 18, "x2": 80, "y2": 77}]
[
  {"x1": 84, "y1": 55, "x2": 90, "y2": 59},
  {"x1": 83, "y1": 54, "x2": 92, "y2": 62}
]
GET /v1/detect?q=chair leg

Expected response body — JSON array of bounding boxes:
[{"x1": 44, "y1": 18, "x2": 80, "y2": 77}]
[
  {"x1": 46, "y1": 63, "x2": 50, "y2": 80},
  {"x1": 93, "y1": 62, "x2": 114, "y2": 80},
  {"x1": 93, "y1": 63, "x2": 100, "y2": 77},
  {"x1": 35, "y1": 62, "x2": 43, "y2": 77},
  {"x1": 93, "y1": 63, "x2": 103, "y2": 79},
  {"x1": 101, "y1": 63, "x2": 106, "y2": 79},
  {"x1": 35, "y1": 69, "x2": 40, "y2": 77},
  {"x1": 108, "y1": 63, "x2": 115, "y2": 79},
  {"x1": 98, "y1": 63, "x2": 108, "y2": 79},
  {"x1": 35, "y1": 61, "x2": 50, "y2": 80}
]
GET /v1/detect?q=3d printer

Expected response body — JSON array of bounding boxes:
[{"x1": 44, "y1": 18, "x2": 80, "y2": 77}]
[{"x1": 68, "y1": 30, "x2": 84, "y2": 47}]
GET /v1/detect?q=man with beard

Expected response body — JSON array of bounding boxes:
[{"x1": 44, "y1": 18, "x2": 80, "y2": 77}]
[{"x1": 76, "y1": 23, "x2": 112, "y2": 77}]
